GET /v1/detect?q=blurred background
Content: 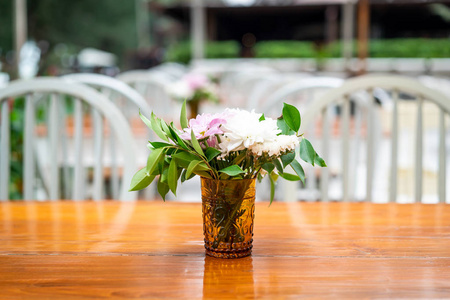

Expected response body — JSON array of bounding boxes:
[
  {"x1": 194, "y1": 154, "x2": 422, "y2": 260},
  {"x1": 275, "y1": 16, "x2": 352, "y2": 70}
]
[
  {"x1": 0, "y1": 0, "x2": 449, "y2": 203},
  {"x1": 1, "y1": 0, "x2": 449, "y2": 79}
]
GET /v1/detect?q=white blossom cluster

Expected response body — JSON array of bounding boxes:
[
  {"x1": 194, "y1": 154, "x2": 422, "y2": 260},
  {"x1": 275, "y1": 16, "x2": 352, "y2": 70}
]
[{"x1": 218, "y1": 109, "x2": 299, "y2": 158}]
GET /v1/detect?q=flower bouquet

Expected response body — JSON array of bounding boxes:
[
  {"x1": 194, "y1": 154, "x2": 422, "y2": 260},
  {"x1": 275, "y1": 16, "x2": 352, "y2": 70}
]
[
  {"x1": 167, "y1": 73, "x2": 219, "y2": 118},
  {"x1": 130, "y1": 102, "x2": 325, "y2": 258}
]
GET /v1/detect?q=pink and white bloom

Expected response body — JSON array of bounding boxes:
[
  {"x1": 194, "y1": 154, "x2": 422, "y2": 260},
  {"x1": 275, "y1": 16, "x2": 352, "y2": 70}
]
[
  {"x1": 180, "y1": 112, "x2": 229, "y2": 141},
  {"x1": 250, "y1": 135, "x2": 299, "y2": 157},
  {"x1": 219, "y1": 109, "x2": 281, "y2": 154},
  {"x1": 184, "y1": 73, "x2": 209, "y2": 90}
]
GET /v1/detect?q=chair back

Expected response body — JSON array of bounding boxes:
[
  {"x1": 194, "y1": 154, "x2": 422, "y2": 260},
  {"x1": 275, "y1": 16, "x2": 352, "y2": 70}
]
[
  {"x1": 62, "y1": 73, "x2": 152, "y2": 118},
  {"x1": 116, "y1": 70, "x2": 178, "y2": 121},
  {"x1": 261, "y1": 76, "x2": 344, "y2": 118},
  {"x1": 0, "y1": 78, "x2": 137, "y2": 201},
  {"x1": 62, "y1": 73, "x2": 155, "y2": 199},
  {"x1": 291, "y1": 74, "x2": 450, "y2": 203}
]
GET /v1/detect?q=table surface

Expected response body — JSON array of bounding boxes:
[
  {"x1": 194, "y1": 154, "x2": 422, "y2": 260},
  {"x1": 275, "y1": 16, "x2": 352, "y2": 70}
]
[{"x1": 1, "y1": 201, "x2": 449, "y2": 299}]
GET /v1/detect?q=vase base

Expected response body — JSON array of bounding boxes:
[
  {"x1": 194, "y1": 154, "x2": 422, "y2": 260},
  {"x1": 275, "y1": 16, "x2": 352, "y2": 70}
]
[{"x1": 205, "y1": 246, "x2": 252, "y2": 259}]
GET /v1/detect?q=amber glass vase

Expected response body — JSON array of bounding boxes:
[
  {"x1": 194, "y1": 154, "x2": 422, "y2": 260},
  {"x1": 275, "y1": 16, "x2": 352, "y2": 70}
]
[{"x1": 201, "y1": 177, "x2": 256, "y2": 259}]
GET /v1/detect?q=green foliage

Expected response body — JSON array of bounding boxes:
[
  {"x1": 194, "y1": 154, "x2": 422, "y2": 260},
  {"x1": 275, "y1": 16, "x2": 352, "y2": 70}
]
[
  {"x1": 180, "y1": 101, "x2": 188, "y2": 129},
  {"x1": 129, "y1": 167, "x2": 155, "y2": 192},
  {"x1": 219, "y1": 165, "x2": 245, "y2": 178},
  {"x1": 277, "y1": 117, "x2": 295, "y2": 136},
  {"x1": 369, "y1": 38, "x2": 450, "y2": 58},
  {"x1": 8, "y1": 98, "x2": 26, "y2": 199},
  {"x1": 0, "y1": 0, "x2": 13, "y2": 54},
  {"x1": 131, "y1": 102, "x2": 326, "y2": 202},
  {"x1": 254, "y1": 40, "x2": 316, "y2": 58},
  {"x1": 321, "y1": 38, "x2": 450, "y2": 59},
  {"x1": 252, "y1": 39, "x2": 450, "y2": 59},
  {"x1": 1, "y1": 0, "x2": 137, "y2": 69},
  {"x1": 165, "y1": 41, "x2": 240, "y2": 64},
  {"x1": 282, "y1": 103, "x2": 301, "y2": 133},
  {"x1": 299, "y1": 138, "x2": 316, "y2": 166}
]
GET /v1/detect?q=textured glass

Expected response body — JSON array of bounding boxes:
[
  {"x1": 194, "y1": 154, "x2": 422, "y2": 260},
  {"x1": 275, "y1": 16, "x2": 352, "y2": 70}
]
[{"x1": 201, "y1": 177, "x2": 256, "y2": 259}]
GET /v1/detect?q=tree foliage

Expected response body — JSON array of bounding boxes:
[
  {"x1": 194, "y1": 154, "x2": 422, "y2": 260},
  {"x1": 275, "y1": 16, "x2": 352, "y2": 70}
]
[{"x1": 1, "y1": 0, "x2": 137, "y2": 67}]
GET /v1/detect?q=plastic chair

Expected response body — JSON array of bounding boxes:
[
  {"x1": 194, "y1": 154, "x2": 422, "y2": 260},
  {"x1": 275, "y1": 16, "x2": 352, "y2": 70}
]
[
  {"x1": 62, "y1": 73, "x2": 156, "y2": 199},
  {"x1": 260, "y1": 77, "x2": 344, "y2": 118},
  {"x1": 116, "y1": 70, "x2": 178, "y2": 121},
  {"x1": 285, "y1": 74, "x2": 450, "y2": 203},
  {"x1": 0, "y1": 77, "x2": 137, "y2": 201},
  {"x1": 62, "y1": 73, "x2": 152, "y2": 118}
]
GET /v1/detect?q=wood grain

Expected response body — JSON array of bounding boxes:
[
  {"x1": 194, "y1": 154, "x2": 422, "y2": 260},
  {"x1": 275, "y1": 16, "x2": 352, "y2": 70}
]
[{"x1": 1, "y1": 201, "x2": 449, "y2": 299}]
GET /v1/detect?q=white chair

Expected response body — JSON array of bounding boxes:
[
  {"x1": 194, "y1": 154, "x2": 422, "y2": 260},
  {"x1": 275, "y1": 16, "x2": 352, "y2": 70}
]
[
  {"x1": 0, "y1": 77, "x2": 137, "y2": 201},
  {"x1": 116, "y1": 70, "x2": 178, "y2": 121},
  {"x1": 254, "y1": 76, "x2": 345, "y2": 202},
  {"x1": 219, "y1": 63, "x2": 275, "y2": 108},
  {"x1": 285, "y1": 74, "x2": 450, "y2": 203},
  {"x1": 151, "y1": 62, "x2": 187, "y2": 79},
  {"x1": 246, "y1": 73, "x2": 313, "y2": 112},
  {"x1": 260, "y1": 77, "x2": 344, "y2": 118},
  {"x1": 62, "y1": 73, "x2": 153, "y2": 118},
  {"x1": 62, "y1": 73, "x2": 155, "y2": 199}
]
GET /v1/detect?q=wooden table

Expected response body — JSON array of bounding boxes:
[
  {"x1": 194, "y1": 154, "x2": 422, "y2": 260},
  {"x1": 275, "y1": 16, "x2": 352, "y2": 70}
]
[{"x1": 1, "y1": 201, "x2": 449, "y2": 299}]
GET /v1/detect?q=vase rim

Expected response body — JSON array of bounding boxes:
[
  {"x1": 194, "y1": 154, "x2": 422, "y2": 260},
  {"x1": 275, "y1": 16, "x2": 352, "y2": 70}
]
[{"x1": 200, "y1": 177, "x2": 256, "y2": 182}]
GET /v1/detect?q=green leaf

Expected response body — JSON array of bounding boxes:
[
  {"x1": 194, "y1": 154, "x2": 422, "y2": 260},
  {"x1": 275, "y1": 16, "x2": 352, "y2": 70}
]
[
  {"x1": 219, "y1": 165, "x2": 245, "y2": 177},
  {"x1": 290, "y1": 159, "x2": 305, "y2": 184},
  {"x1": 139, "y1": 110, "x2": 152, "y2": 130},
  {"x1": 180, "y1": 100, "x2": 188, "y2": 129},
  {"x1": 160, "y1": 163, "x2": 169, "y2": 183},
  {"x1": 314, "y1": 152, "x2": 327, "y2": 167},
  {"x1": 257, "y1": 173, "x2": 264, "y2": 182},
  {"x1": 181, "y1": 168, "x2": 197, "y2": 182},
  {"x1": 193, "y1": 171, "x2": 213, "y2": 179},
  {"x1": 279, "y1": 172, "x2": 301, "y2": 181},
  {"x1": 129, "y1": 167, "x2": 155, "y2": 191},
  {"x1": 277, "y1": 117, "x2": 295, "y2": 135},
  {"x1": 232, "y1": 151, "x2": 247, "y2": 165},
  {"x1": 299, "y1": 138, "x2": 315, "y2": 166},
  {"x1": 205, "y1": 147, "x2": 221, "y2": 162},
  {"x1": 273, "y1": 159, "x2": 284, "y2": 174},
  {"x1": 148, "y1": 141, "x2": 173, "y2": 149},
  {"x1": 172, "y1": 151, "x2": 200, "y2": 168},
  {"x1": 168, "y1": 159, "x2": 178, "y2": 195},
  {"x1": 190, "y1": 130, "x2": 205, "y2": 156},
  {"x1": 186, "y1": 160, "x2": 202, "y2": 178},
  {"x1": 149, "y1": 112, "x2": 169, "y2": 142},
  {"x1": 146, "y1": 148, "x2": 165, "y2": 174},
  {"x1": 259, "y1": 113, "x2": 265, "y2": 121},
  {"x1": 160, "y1": 120, "x2": 174, "y2": 140},
  {"x1": 181, "y1": 169, "x2": 187, "y2": 182},
  {"x1": 261, "y1": 162, "x2": 275, "y2": 174},
  {"x1": 282, "y1": 103, "x2": 301, "y2": 133},
  {"x1": 157, "y1": 179, "x2": 170, "y2": 201},
  {"x1": 269, "y1": 175, "x2": 275, "y2": 205},
  {"x1": 280, "y1": 151, "x2": 295, "y2": 168},
  {"x1": 168, "y1": 125, "x2": 189, "y2": 150},
  {"x1": 269, "y1": 172, "x2": 279, "y2": 205}
]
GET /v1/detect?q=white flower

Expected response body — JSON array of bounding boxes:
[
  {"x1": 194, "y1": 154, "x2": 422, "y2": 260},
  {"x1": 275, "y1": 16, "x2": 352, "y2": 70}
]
[
  {"x1": 218, "y1": 109, "x2": 281, "y2": 154},
  {"x1": 167, "y1": 80, "x2": 194, "y2": 101},
  {"x1": 250, "y1": 135, "x2": 299, "y2": 157}
]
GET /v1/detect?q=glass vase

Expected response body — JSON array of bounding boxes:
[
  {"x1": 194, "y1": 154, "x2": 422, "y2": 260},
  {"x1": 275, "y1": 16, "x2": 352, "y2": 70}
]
[{"x1": 201, "y1": 177, "x2": 256, "y2": 259}]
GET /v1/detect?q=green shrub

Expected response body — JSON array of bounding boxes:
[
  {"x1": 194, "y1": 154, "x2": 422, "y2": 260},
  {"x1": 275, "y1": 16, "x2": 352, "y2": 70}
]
[
  {"x1": 167, "y1": 39, "x2": 449, "y2": 63},
  {"x1": 165, "y1": 40, "x2": 240, "y2": 64},
  {"x1": 254, "y1": 40, "x2": 316, "y2": 58},
  {"x1": 322, "y1": 41, "x2": 356, "y2": 58},
  {"x1": 323, "y1": 38, "x2": 450, "y2": 58},
  {"x1": 369, "y1": 38, "x2": 450, "y2": 58}
]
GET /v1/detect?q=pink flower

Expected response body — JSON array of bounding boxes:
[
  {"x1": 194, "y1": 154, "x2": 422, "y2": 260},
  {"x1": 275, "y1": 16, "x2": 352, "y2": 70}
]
[
  {"x1": 180, "y1": 113, "x2": 227, "y2": 141},
  {"x1": 184, "y1": 73, "x2": 209, "y2": 90}
]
